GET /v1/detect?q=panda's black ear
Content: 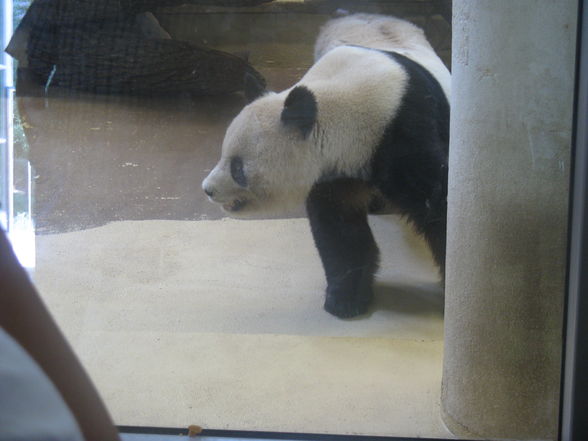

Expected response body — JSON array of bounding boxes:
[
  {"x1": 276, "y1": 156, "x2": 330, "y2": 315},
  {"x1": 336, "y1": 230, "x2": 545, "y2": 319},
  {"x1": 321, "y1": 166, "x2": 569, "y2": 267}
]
[
  {"x1": 281, "y1": 86, "x2": 317, "y2": 139},
  {"x1": 244, "y1": 72, "x2": 267, "y2": 103}
]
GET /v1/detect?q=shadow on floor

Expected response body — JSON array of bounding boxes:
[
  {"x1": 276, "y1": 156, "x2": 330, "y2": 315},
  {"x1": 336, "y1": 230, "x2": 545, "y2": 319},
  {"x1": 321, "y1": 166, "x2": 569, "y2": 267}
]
[{"x1": 371, "y1": 281, "x2": 444, "y2": 318}]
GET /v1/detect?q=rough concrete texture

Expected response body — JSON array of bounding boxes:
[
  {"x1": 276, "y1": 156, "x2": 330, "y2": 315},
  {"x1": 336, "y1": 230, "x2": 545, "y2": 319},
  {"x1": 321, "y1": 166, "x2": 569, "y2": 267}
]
[
  {"x1": 33, "y1": 216, "x2": 450, "y2": 437},
  {"x1": 442, "y1": 1, "x2": 577, "y2": 439}
]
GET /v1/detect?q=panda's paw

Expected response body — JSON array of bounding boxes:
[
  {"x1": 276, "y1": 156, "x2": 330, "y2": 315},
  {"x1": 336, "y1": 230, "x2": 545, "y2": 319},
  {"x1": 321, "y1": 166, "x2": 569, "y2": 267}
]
[{"x1": 324, "y1": 293, "x2": 370, "y2": 319}]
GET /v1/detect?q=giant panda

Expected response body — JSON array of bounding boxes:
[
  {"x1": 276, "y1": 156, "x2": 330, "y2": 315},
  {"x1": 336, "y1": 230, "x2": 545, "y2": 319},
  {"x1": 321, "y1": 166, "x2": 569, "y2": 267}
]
[{"x1": 202, "y1": 13, "x2": 450, "y2": 319}]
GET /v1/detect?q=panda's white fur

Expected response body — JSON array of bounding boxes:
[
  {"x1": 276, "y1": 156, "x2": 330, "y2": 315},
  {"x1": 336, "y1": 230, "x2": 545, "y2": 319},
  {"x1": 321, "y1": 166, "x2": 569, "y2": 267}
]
[
  {"x1": 202, "y1": 45, "x2": 408, "y2": 215},
  {"x1": 314, "y1": 13, "x2": 451, "y2": 98}
]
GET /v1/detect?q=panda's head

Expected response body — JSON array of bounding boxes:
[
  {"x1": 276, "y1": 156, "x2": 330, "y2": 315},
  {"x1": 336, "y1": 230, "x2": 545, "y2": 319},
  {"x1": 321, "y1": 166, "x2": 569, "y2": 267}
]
[{"x1": 202, "y1": 78, "x2": 323, "y2": 217}]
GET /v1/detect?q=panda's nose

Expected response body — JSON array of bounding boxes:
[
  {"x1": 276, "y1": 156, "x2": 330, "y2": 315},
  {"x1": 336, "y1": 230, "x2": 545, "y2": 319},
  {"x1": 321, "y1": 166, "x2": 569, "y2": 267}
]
[
  {"x1": 203, "y1": 186, "x2": 214, "y2": 198},
  {"x1": 202, "y1": 173, "x2": 218, "y2": 199},
  {"x1": 202, "y1": 177, "x2": 217, "y2": 199}
]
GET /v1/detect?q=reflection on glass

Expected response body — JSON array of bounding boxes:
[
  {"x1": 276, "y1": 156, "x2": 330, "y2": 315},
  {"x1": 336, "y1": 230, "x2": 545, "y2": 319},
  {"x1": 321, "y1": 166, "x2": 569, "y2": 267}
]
[
  {"x1": 3, "y1": 0, "x2": 35, "y2": 269},
  {"x1": 2, "y1": 0, "x2": 576, "y2": 440},
  {"x1": 7, "y1": 3, "x2": 450, "y2": 434}
]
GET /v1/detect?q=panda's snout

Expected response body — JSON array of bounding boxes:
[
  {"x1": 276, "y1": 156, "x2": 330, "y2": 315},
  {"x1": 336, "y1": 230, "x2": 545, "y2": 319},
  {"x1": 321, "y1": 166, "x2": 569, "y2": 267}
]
[
  {"x1": 202, "y1": 183, "x2": 219, "y2": 202},
  {"x1": 203, "y1": 186, "x2": 214, "y2": 198},
  {"x1": 202, "y1": 174, "x2": 217, "y2": 200},
  {"x1": 202, "y1": 167, "x2": 251, "y2": 214}
]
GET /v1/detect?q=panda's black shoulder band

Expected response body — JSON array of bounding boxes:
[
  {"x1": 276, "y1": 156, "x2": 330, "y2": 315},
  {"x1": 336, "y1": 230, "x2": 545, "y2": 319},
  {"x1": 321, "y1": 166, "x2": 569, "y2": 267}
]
[{"x1": 281, "y1": 85, "x2": 318, "y2": 139}]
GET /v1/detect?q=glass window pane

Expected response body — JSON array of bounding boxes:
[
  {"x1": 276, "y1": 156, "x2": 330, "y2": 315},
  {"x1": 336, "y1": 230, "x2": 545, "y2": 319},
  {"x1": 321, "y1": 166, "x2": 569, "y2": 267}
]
[{"x1": 3, "y1": 1, "x2": 577, "y2": 439}]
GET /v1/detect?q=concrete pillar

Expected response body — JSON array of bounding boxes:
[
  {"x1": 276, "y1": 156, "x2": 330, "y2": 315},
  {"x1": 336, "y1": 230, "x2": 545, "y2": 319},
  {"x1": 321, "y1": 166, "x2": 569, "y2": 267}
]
[{"x1": 442, "y1": 1, "x2": 578, "y2": 439}]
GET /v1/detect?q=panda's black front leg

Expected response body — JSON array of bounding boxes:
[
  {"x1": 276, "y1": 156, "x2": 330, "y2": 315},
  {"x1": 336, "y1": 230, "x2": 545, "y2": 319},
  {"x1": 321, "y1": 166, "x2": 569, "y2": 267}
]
[{"x1": 306, "y1": 180, "x2": 380, "y2": 319}]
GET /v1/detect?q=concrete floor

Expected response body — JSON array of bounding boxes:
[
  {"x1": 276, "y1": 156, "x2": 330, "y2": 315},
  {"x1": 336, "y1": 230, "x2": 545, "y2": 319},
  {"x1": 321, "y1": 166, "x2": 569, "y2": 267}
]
[
  {"x1": 15, "y1": 17, "x2": 451, "y2": 438},
  {"x1": 33, "y1": 216, "x2": 448, "y2": 437}
]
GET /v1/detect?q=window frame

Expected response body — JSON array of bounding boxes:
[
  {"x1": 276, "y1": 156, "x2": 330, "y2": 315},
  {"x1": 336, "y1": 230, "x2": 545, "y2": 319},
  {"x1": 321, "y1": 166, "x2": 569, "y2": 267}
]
[
  {"x1": 1, "y1": 1, "x2": 585, "y2": 439},
  {"x1": 561, "y1": 1, "x2": 588, "y2": 440}
]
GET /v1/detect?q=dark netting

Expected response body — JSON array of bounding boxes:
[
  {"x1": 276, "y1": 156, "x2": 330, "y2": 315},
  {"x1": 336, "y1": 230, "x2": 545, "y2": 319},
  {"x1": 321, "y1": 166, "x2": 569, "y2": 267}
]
[{"x1": 15, "y1": 0, "x2": 270, "y2": 95}]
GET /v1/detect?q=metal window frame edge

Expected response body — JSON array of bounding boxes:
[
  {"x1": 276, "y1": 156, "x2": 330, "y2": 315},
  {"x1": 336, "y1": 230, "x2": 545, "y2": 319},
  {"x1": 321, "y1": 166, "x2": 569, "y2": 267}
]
[
  {"x1": 118, "y1": 427, "x2": 470, "y2": 441},
  {"x1": 561, "y1": 0, "x2": 588, "y2": 440}
]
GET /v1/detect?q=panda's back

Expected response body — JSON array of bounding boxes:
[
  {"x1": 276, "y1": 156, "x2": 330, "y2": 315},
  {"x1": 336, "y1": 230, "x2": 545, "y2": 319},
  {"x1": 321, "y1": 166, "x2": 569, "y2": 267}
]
[
  {"x1": 301, "y1": 45, "x2": 407, "y2": 93},
  {"x1": 313, "y1": 13, "x2": 451, "y2": 99},
  {"x1": 290, "y1": 43, "x2": 449, "y2": 185},
  {"x1": 299, "y1": 46, "x2": 409, "y2": 128},
  {"x1": 294, "y1": 46, "x2": 411, "y2": 175}
]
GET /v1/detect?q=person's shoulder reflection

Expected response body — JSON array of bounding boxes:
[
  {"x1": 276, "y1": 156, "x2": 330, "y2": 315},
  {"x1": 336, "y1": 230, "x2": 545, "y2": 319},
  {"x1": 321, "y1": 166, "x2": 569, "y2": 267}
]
[{"x1": 0, "y1": 229, "x2": 120, "y2": 441}]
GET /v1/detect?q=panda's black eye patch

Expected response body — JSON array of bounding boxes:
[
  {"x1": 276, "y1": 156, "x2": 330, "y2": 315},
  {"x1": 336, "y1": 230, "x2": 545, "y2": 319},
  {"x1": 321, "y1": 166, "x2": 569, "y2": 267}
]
[{"x1": 230, "y1": 156, "x2": 247, "y2": 187}]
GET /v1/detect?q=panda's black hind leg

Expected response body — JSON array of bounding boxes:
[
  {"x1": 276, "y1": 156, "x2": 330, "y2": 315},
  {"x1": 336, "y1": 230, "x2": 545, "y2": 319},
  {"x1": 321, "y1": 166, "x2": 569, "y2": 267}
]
[{"x1": 306, "y1": 180, "x2": 380, "y2": 319}]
